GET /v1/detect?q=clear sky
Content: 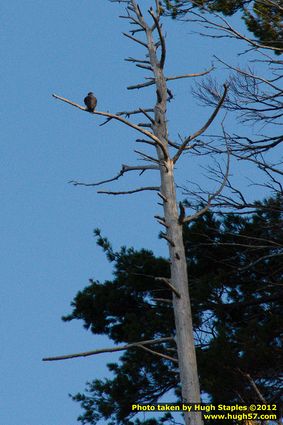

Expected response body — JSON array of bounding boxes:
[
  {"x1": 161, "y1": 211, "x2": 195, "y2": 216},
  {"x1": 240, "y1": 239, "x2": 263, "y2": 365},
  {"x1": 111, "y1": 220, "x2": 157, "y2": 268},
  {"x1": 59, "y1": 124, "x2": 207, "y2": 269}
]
[{"x1": 1, "y1": 1, "x2": 274, "y2": 424}]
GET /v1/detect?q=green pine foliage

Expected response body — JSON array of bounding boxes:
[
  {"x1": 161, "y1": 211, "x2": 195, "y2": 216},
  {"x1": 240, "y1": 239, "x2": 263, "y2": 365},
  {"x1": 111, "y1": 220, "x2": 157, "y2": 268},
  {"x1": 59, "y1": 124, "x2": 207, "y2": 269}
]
[
  {"x1": 243, "y1": 1, "x2": 283, "y2": 50},
  {"x1": 63, "y1": 195, "x2": 283, "y2": 424},
  {"x1": 162, "y1": 0, "x2": 283, "y2": 52}
]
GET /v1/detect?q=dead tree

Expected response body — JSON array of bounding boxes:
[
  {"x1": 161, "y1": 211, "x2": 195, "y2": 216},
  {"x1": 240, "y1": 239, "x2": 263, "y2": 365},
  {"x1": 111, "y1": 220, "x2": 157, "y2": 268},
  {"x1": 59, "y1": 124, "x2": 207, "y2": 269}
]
[{"x1": 44, "y1": 1, "x2": 229, "y2": 424}]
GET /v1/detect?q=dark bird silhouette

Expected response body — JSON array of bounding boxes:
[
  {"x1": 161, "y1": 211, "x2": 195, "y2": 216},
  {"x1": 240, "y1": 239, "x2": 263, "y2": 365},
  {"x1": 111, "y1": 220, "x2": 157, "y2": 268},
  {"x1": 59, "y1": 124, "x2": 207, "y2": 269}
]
[{"x1": 84, "y1": 92, "x2": 97, "y2": 112}]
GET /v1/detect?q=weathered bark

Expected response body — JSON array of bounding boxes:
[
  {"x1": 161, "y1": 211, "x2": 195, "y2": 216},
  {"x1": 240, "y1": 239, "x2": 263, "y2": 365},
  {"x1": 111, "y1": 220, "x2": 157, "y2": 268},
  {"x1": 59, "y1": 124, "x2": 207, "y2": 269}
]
[
  {"x1": 161, "y1": 164, "x2": 202, "y2": 425},
  {"x1": 154, "y1": 100, "x2": 203, "y2": 425},
  {"x1": 135, "y1": 3, "x2": 203, "y2": 423}
]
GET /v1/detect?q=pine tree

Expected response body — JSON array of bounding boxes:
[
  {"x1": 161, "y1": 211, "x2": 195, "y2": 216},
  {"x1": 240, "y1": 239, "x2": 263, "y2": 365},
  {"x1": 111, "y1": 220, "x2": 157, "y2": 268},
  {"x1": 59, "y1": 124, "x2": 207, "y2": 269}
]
[{"x1": 64, "y1": 195, "x2": 283, "y2": 424}]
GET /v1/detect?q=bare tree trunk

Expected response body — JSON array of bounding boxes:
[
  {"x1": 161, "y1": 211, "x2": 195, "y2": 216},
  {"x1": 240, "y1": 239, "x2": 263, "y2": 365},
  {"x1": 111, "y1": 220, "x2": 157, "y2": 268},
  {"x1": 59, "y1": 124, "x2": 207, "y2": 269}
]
[
  {"x1": 161, "y1": 166, "x2": 202, "y2": 425},
  {"x1": 154, "y1": 85, "x2": 203, "y2": 425},
  {"x1": 141, "y1": 7, "x2": 203, "y2": 424}
]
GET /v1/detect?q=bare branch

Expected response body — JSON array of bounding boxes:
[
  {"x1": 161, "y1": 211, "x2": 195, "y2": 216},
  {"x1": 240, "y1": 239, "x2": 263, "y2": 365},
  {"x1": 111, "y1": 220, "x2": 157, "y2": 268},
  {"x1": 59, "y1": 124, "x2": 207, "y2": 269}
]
[
  {"x1": 232, "y1": 151, "x2": 283, "y2": 176},
  {"x1": 160, "y1": 232, "x2": 176, "y2": 247},
  {"x1": 138, "y1": 344, "x2": 178, "y2": 363},
  {"x1": 134, "y1": 149, "x2": 160, "y2": 164},
  {"x1": 188, "y1": 9, "x2": 283, "y2": 53},
  {"x1": 127, "y1": 67, "x2": 214, "y2": 91},
  {"x1": 148, "y1": 8, "x2": 166, "y2": 68},
  {"x1": 42, "y1": 337, "x2": 175, "y2": 362},
  {"x1": 125, "y1": 57, "x2": 150, "y2": 64},
  {"x1": 97, "y1": 186, "x2": 160, "y2": 196},
  {"x1": 215, "y1": 56, "x2": 282, "y2": 93},
  {"x1": 70, "y1": 171, "x2": 126, "y2": 188},
  {"x1": 239, "y1": 370, "x2": 267, "y2": 403},
  {"x1": 155, "y1": 277, "x2": 181, "y2": 298},
  {"x1": 154, "y1": 214, "x2": 165, "y2": 222},
  {"x1": 123, "y1": 32, "x2": 148, "y2": 48},
  {"x1": 122, "y1": 164, "x2": 159, "y2": 172},
  {"x1": 217, "y1": 14, "x2": 283, "y2": 53},
  {"x1": 97, "y1": 107, "x2": 154, "y2": 126},
  {"x1": 138, "y1": 122, "x2": 152, "y2": 128},
  {"x1": 120, "y1": 11, "x2": 146, "y2": 30},
  {"x1": 157, "y1": 192, "x2": 168, "y2": 202},
  {"x1": 166, "y1": 67, "x2": 214, "y2": 81},
  {"x1": 129, "y1": 0, "x2": 151, "y2": 34},
  {"x1": 153, "y1": 297, "x2": 173, "y2": 304},
  {"x1": 156, "y1": 218, "x2": 169, "y2": 228},
  {"x1": 136, "y1": 138, "x2": 157, "y2": 147},
  {"x1": 127, "y1": 79, "x2": 156, "y2": 90},
  {"x1": 238, "y1": 252, "x2": 283, "y2": 272},
  {"x1": 52, "y1": 93, "x2": 163, "y2": 146},
  {"x1": 160, "y1": 232, "x2": 175, "y2": 247},
  {"x1": 129, "y1": 271, "x2": 180, "y2": 298},
  {"x1": 136, "y1": 134, "x2": 169, "y2": 160},
  {"x1": 136, "y1": 63, "x2": 153, "y2": 71},
  {"x1": 116, "y1": 108, "x2": 154, "y2": 118},
  {"x1": 183, "y1": 138, "x2": 231, "y2": 222},
  {"x1": 173, "y1": 84, "x2": 228, "y2": 163},
  {"x1": 139, "y1": 107, "x2": 155, "y2": 124},
  {"x1": 69, "y1": 164, "x2": 159, "y2": 187},
  {"x1": 263, "y1": 0, "x2": 283, "y2": 12}
]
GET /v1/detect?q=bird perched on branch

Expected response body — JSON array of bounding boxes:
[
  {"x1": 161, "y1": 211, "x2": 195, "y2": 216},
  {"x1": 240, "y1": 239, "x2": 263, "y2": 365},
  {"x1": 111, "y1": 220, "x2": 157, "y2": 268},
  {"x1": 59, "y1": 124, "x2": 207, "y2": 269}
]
[{"x1": 84, "y1": 92, "x2": 97, "y2": 112}]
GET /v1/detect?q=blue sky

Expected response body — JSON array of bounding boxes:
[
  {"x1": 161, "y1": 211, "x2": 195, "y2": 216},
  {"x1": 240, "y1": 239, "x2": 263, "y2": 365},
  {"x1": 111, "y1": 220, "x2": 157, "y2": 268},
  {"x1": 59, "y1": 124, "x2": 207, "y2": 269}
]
[{"x1": 1, "y1": 1, "x2": 276, "y2": 424}]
